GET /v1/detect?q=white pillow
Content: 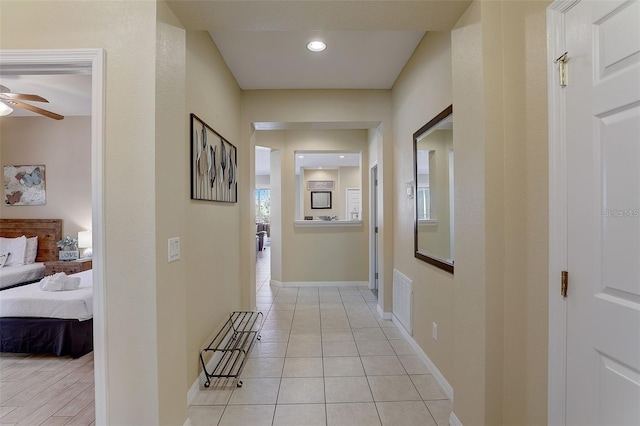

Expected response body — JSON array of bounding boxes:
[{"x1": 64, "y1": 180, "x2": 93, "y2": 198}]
[
  {"x1": 25, "y1": 236, "x2": 38, "y2": 264},
  {"x1": 0, "y1": 236, "x2": 27, "y2": 267},
  {"x1": 0, "y1": 252, "x2": 7, "y2": 269}
]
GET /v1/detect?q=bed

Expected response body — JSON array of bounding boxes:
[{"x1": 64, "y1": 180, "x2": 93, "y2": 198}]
[
  {"x1": 0, "y1": 219, "x2": 62, "y2": 289},
  {"x1": 0, "y1": 219, "x2": 93, "y2": 358},
  {"x1": 0, "y1": 269, "x2": 93, "y2": 358}
]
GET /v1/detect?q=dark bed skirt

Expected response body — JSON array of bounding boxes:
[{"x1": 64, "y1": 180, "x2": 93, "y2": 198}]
[{"x1": 0, "y1": 317, "x2": 93, "y2": 358}]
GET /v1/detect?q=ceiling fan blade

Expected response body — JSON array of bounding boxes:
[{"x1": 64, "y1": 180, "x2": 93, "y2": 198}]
[
  {"x1": 5, "y1": 100, "x2": 64, "y2": 120},
  {"x1": 0, "y1": 93, "x2": 49, "y2": 102}
]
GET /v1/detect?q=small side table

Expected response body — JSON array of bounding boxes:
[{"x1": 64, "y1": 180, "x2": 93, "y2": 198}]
[{"x1": 45, "y1": 258, "x2": 92, "y2": 275}]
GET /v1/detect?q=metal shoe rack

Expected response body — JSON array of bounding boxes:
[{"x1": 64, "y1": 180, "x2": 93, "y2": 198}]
[{"x1": 199, "y1": 311, "x2": 264, "y2": 388}]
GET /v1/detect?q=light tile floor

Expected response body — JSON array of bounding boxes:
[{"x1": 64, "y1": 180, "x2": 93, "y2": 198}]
[{"x1": 189, "y1": 245, "x2": 451, "y2": 426}]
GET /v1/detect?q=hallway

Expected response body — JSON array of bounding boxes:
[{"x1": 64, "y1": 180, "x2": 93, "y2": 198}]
[{"x1": 187, "y1": 246, "x2": 451, "y2": 425}]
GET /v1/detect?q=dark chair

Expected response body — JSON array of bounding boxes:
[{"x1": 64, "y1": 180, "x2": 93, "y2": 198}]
[{"x1": 256, "y1": 231, "x2": 267, "y2": 251}]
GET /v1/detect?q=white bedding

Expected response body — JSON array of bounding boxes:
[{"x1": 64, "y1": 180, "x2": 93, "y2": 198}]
[
  {"x1": 0, "y1": 269, "x2": 93, "y2": 321},
  {"x1": 0, "y1": 262, "x2": 45, "y2": 290}
]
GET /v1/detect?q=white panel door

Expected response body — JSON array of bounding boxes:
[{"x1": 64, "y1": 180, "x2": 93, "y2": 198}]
[
  {"x1": 564, "y1": 1, "x2": 640, "y2": 424},
  {"x1": 346, "y1": 188, "x2": 360, "y2": 220}
]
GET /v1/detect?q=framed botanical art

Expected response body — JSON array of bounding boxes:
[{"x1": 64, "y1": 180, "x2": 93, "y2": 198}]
[
  {"x1": 4, "y1": 165, "x2": 46, "y2": 206},
  {"x1": 190, "y1": 113, "x2": 238, "y2": 202}
]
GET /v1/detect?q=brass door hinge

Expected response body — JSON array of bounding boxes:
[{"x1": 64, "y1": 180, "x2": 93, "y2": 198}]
[
  {"x1": 561, "y1": 270, "x2": 568, "y2": 298},
  {"x1": 555, "y1": 52, "x2": 569, "y2": 88}
]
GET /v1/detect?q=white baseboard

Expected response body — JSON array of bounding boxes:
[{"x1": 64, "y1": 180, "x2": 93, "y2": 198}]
[
  {"x1": 279, "y1": 281, "x2": 368, "y2": 288},
  {"x1": 449, "y1": 411, "x2": 463, "y2": 426},
  {"x1": 391, "y1": 316, "x2": 454, "y2": 401},
  {"x1": 270, "y1": 279, "x2": 282, "y2": 287},
  {"x1": 377, "y1": 304, "x2": 392, "y2": 320},
  {"x1": 187, "y1": 318, "x2": 237, "y2": 406},
  {"x1": 187, "y1": 350, "x2": 224, "y2": 405}
]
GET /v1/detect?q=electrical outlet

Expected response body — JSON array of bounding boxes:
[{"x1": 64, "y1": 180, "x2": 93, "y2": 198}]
[
  {"x1": 432, "y1": 322, "x2": 438, "y2": 341},
  {"x1": 168, "y1": 237, "x2": 180, "y2": 262}
]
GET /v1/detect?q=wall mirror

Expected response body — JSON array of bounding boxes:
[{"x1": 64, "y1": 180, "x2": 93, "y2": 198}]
[{"x1": 413, "y1": 105, "x2": 454, "y2": 273}]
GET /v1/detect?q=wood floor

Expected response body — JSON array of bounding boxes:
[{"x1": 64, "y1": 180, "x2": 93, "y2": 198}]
[{"x1": 0, "y1": 352, "x2": 95, "y2": 426}]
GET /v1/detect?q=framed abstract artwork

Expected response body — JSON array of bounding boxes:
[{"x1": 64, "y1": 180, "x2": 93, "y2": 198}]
[
  {"x1": 190, "y1": 113, "x2": 238, "y2": 202},
  {"x1": 3, "y1": 165, "x2": 46, "y2": 206}
]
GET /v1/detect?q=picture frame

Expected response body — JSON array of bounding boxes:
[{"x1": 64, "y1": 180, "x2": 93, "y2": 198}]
[
  {"x1": 3, "y1": 165, "x2": 46, "y2": 206},
  {"x1": 190, "y1": 113, "x2": 238, "y2": 202},
  {"x1": 311, "y1": 191, "x2": 332, "y2": 209},
  {"x1": 307, "y1": 180, "x2": 334, "y2": 190}
]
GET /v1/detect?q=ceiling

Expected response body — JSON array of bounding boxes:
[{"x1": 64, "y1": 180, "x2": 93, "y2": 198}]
[
  {"x1": 0, "y1": 1, "x2": 469, "y2": 117},
  {"x1": 171, "y1": 0, "x2": 470, "y2": 90},
  {"x1": 0, "y1": 73, "x2": 91, "y2": 118},
  {"x1": 256, "y1": 146, "x2": 361, "y2": 176},
  {"x1": 1, "y1": 1, "x2": 469, "y2": 175}
]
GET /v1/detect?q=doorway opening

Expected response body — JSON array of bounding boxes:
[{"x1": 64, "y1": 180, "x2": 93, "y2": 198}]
[
  {"x1": 255, "y1": 146, "x2": 271, "y2": 293},
  {"x1": 370, "y1": 164, "x2": 379, "y2": 299},
  {"x1": 0, "y1": 49, "x2": 106, "y2": 424}
]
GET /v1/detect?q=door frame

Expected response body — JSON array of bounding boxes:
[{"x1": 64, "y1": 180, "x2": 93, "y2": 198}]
[
  {"x1": 0, "y1": 49, "x2": 107, "y2": 424},
  {"x1": 547, "y1": 1, "x2": 577, "y2": 424},
  {"x1": 369, "y1": 163, "x2": 379, "y2": 291}
]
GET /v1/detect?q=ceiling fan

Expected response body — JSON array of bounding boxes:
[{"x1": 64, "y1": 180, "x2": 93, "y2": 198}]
[{"x1": 0, "y1": 85, "x2": 64, "y2": 120}]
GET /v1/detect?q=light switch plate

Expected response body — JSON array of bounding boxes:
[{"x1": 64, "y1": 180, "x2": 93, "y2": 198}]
[{"x1": 168, "y1": 237, "x2": 180, "y2": 262}]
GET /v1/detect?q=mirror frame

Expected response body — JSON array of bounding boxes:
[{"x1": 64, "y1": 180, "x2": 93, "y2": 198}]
[{"x1": 413, "y1": 105, "x2": 454, "y2": 274}]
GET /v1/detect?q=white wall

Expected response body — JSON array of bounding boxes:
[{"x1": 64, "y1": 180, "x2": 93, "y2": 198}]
[{"x1": 255, "y1": 174, "x2": 270, "y2": 189}]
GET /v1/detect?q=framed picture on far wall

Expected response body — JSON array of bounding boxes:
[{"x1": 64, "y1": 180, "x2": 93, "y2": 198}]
[
  {"x1": 311, "y1": 191, "x2": 332, "y2": 209},
  {"x1": 190, "y1": 113, "x2": 238, "y2": 202},
  {"x1": 4, "y1": 165, "x2": 46, "y2": 206}
]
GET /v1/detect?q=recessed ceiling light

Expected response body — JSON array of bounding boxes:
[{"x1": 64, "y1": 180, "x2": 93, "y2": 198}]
[
  {"x1": 339, "y1": 155, "x2": 345, "y2": 159},
  {"x1": 298, "y1": 155, "x2": 305, "y2": 159},
  {"x1": 307, "y1": 41, "x2": 326, "y2": 52}
]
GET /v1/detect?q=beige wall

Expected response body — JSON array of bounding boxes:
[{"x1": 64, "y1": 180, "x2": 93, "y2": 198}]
[
  {"x1": 301, "y1": 166, "x2": 358, "y2": 220},
  {"x1": 391, "y1": 30, "x2": 455, "y2": 383},
  {"x1": 501, "y1": 2, "x2": 549, "y2": 424},
  {"x1": 1, "y1": 2, "x2": 244, "y2": 423},
  {"x1": 242, "y1": 92, "x2": 394, "y2": 310},
  {"x1": 1, "y1": 1, "x2": 162, "y2": 423},
  {"x1": 155, "y1": 2, "x2": 188, "y2": 424},
  {"x1": 1, "y1": 1, "x2": 552, "y2": 424},
  {"x1": 185, "y1": 30, "x2": 243, "y2": 389},
  {"x1": 256, "y1": 129, "x2": 369, "y2": 283},
  {"x1": 449, "y1": 1, "x2": 550, "y2": 424},
  {"x1": 0, "y1": 116, "x2": 92, "y2": 238},
  {"x1": 303, "y1": 168, "x2": 339, "y2": 218}
]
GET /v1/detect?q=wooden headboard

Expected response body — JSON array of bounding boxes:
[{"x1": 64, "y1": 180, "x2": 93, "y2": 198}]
[{"x1": 0, "y1": 219, "x2": 62, "y2": 263}]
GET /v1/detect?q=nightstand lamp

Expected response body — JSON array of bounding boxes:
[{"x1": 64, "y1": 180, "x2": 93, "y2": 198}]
[{"x1": 78, "y1": 230, "x2": 92, "y2": 258}]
